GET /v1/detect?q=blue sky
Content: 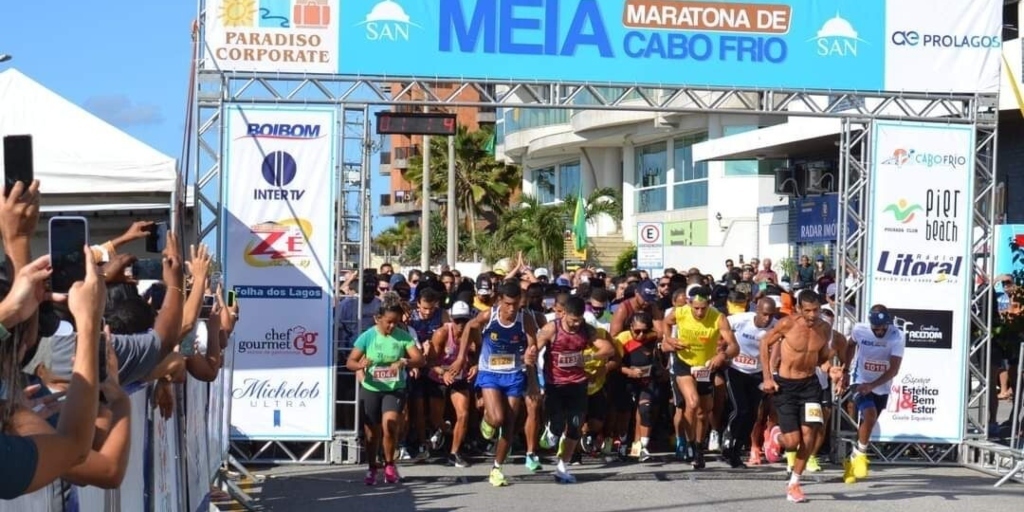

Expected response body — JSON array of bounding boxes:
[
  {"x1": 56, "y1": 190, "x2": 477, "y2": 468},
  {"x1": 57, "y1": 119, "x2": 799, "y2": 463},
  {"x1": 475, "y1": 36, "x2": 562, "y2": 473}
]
[{"x1": 1, "y1": 0, "x2": 391, "y2": 232}]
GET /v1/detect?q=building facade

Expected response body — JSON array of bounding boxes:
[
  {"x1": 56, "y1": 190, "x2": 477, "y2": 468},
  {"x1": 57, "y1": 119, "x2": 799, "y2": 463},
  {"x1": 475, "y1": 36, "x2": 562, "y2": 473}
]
[{"x1": 379, "y1": 83, "x2": 496, "y2": 224}]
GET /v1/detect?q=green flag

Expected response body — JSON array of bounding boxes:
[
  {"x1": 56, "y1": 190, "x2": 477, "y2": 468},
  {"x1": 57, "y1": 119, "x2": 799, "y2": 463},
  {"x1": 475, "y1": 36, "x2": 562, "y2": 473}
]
[
  {"x1": 572, "y1": 189, "x2": 587, "y2": 253},
  {"x1": 485, "y1": 130, "x2": 496, "y2": 156}
]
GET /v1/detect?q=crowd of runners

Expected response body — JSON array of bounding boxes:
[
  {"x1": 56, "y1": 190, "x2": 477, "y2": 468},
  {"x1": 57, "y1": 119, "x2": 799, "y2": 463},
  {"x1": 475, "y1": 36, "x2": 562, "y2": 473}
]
[{"x1": 337, "y1": 258, "x2": 906, "y2": 503}]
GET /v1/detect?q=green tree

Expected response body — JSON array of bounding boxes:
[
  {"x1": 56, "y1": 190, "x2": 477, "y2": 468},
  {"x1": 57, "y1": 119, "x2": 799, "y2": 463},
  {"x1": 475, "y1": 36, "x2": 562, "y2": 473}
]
[
  {"x1": 405, "y1": 124, "x2": 521, "y2": 242},
  {"x1": 373, "y1": 223, "x2": 415, "y2": 261},
  {"x1": 400, "y1": 213, "x2": 475, "y2": 266},
  {"x1": 487, "y1": 195, "x2": 567, "y2": 269},
  {"x1": 558, "y1": 186, "x2": 623, "y2": 227}
]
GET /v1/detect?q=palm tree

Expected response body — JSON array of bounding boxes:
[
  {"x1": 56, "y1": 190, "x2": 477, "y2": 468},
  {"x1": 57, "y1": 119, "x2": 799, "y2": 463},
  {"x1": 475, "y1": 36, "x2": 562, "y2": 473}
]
[
  {"x1": 487, "y1": 195, "x2": 567, "y2": 268},
  {"x1": 405, "y1": 125, "x2": 520, "y2": 242},
  {"x1": 373, "y1": 224, "x2": 416, "y2": 261}
]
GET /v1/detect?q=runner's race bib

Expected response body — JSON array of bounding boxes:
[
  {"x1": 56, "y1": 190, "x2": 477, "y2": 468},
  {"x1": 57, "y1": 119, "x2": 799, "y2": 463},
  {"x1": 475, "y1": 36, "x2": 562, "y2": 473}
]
[
  {"x1": 692, "y1": 366, "x2": 711, "y2": 382},
  {"x1": 556, "y1": 351, "x2": 583, "y2": 368},
  {"x1": 804, "y1": 402, "x2": 824, "y2": 424},
  {"x1": 371, "y1": 366, "x2": 400, "y2": 384},
  {"x1": 864, "y1": 360, "x2": 888, "y2": 373},
  {"x1": 489, "y1": 354, "x2": 516, "y2": 371},
  {"x1": 635, "y1": 365, "x2": 652, "y2": 378},
  {"x1": 733, "y1": 354, "x2": 759, "y2": 370}
]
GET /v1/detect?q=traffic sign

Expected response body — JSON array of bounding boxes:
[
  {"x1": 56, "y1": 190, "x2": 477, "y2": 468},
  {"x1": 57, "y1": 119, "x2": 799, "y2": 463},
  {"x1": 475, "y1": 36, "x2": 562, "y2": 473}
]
[{"x1": 636, "y1": 222, "x2": 664, "y2": 270}]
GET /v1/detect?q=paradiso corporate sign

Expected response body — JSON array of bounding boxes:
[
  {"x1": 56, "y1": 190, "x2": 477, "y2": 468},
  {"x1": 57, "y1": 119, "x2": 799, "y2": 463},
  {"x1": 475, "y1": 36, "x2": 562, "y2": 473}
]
[{"x1": 202, "y1": 0, "x2": 1001, "y2": 94}]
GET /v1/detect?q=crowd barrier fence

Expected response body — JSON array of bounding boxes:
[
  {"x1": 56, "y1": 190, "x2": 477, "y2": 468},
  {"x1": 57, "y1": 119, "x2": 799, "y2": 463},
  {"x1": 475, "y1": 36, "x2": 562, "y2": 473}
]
[{"x1": 0, "y1": 359, "x2": 233, "y2": 511}]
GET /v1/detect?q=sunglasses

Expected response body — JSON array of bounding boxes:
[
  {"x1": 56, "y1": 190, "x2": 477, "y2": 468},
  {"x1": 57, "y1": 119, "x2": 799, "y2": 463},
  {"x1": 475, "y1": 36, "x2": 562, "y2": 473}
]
[
  {"x1": 378, "y1": 287, "x2": 389, "y2": 292},
  {"x1": 410, "y1": 280, "x2": 419, "y2": 285}
]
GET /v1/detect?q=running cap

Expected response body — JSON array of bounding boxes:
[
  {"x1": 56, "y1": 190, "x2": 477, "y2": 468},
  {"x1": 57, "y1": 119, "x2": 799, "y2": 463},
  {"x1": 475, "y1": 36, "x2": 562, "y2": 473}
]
[
  {"x1": 636, "y1": 280, "x2": 659, "y2": 302},
  {"x1": 826, "y1": 283, "x2": 837, "y2": 298},
  {"x1": 534, "y1": 267, "x2": 549, "y2": 278},
  {"x1": 869, "y1": 309, "x2": 892, "y2": 327},
  {"x1": 476, "y1": 275, "x2": 493, "y2": 296},
  {"x1": 451, "y1": 301, "x2": 473, "y2": 320}
]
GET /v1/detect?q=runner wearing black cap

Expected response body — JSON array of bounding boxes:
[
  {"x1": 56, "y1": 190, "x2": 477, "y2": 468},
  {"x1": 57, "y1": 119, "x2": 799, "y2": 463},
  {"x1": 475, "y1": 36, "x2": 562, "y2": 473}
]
[{"x1": 841, "y1": 304, "x2": 905, "y2": 484}]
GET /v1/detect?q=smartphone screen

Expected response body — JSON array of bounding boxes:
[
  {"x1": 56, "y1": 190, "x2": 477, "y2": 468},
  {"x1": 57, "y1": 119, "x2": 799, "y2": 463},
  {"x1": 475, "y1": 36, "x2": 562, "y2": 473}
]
[
  {"x1": 49, "y1": 217, "x2": 89, "y2": 294},
  {"x1": 199, "y1": 294, "x2": 215, "y2": 319},
  {"x1": 227, "y1": 290, "x2": 236, "y2": 308},
  {"x1": 132, "y1": 258, "x2": 163, "y2": 281},
  {"x1": 3, "y1": 135, "x2": 33, "y2": 195},
  {"x1": 98, "y1": 332, "x2": 108, "y2": 384},
  {"x1": 146, "y1": 222, "x2": 168, "y2": 253}
]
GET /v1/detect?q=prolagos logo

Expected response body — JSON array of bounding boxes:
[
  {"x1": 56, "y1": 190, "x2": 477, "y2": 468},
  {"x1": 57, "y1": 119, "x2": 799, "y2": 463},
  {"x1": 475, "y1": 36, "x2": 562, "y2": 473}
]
[{"x1": 244, "y1": 218, "x2": 313, "y2": 268}]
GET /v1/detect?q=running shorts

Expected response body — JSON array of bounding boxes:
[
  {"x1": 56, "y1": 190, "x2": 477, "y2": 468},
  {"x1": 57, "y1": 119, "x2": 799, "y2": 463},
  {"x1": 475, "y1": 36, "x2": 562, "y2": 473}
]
[
  {"x1": 476, "y1": 370, "x2": 527, "y2": 398},
  {"x1": 772, "y1": 375, "x2": 826, "y2": 434},
  {"x1": 855, "y1": 392, "x2": 889, "y2": 413},
  {"x1": 672, "y1": 358, "x2": 714, "y2": 396},
  {"x1": 361, "y1": 389, "x2": 407, "y2": 427}
]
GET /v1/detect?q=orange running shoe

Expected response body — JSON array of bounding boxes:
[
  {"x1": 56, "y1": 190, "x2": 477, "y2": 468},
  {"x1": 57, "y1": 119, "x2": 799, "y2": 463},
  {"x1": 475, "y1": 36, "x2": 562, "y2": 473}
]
[
  {"x1": 764, "y1": 426, "x2": 782, "y2": 463},
  {"x1": 786, "y1": 482, "x2": 807, "y2": 503}
]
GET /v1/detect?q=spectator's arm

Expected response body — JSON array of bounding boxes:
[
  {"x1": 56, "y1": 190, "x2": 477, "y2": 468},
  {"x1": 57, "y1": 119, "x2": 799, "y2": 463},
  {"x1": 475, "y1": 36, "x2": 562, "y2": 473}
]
[
  {"x1": 145, "y1": 352, "x2": 187, "y2": 384},
  {"x1": 61, "y1": 397, "x2": 131, "y2": 489},
  {"x1": 186, "y1": 316, "x2": 223, "y2": 382},
  {"x1": 155, "y1": 233, "x2": 185, "y2": 357}
]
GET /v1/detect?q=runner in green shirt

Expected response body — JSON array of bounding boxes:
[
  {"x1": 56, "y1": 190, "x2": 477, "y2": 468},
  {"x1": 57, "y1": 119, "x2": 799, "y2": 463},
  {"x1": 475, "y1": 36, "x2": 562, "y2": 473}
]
[{"x1": 347, "y1": 298, "x2": 425, "y2": 486}]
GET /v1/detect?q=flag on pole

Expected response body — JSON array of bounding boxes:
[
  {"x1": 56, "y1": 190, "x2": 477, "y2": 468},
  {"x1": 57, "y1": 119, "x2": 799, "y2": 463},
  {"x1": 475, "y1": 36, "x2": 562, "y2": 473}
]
[
  {"x1": 485, "y1": 130, "x2": 496, "y2": 156},
  {"x1": 572, "y1": 189, "x2": 587, "y2": 253}
]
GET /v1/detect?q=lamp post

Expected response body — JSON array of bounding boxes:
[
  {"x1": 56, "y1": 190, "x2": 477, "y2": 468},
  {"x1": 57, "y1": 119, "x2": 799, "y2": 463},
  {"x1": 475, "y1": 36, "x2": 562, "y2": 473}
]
[{"x1": 446, "y1": 135, "x2": 457, "y2": 266}]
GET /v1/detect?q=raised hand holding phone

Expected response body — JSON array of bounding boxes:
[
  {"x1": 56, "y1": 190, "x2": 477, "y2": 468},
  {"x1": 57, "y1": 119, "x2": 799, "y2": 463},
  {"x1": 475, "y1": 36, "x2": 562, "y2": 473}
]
[
  {"x1": 0, "y1": 254, "x2": 64, "y2": 326},
  {"x1": 49, "y1": 216, "x2": 89, "y2": 294},
  {"x1": 3, "y1": 135, "x2": 33, "y2": 197},
  {"x1": 66, "y1": 246, "x2": 106, "y2": 329}
]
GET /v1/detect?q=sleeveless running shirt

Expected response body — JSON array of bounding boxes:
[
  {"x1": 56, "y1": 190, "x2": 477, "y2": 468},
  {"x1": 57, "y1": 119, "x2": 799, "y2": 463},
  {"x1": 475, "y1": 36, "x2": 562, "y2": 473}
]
[
  {"x1": 428, "y1": 322, "x2": 465, "y2": 384},
  {"x1": 478, "y1": 307, "x2": 527, "y2": 374},
  {"x1": 546, "y1": 321, "x2": 591, "y2": 386},
  {"x1": 674, "y1": 305, "x2": 721, "y2": 367},
  {"x1": 728, "y1": 312, "x2": 776, "y2": 374},
  {"x1": 409, "y1": 308, "x2": 443, "y2": 347}
]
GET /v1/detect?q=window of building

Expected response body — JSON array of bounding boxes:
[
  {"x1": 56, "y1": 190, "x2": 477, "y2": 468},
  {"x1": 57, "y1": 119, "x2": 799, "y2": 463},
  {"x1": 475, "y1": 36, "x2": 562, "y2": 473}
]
[
  {"x1": 532, "y1": 161, "x2": 581, "y2": 204},
  {"x1": 533, "y1": 167, "x2": 556, "y2": 204},
  {"x1": 634, "y1": 142, "x2": 668, "y2": 213},
  {"x1": 673, "y1": 133, "x2": 709, "y2": 209},
  {"x1": 559, "y1": 161, "x2": 581, "y2": 199}
]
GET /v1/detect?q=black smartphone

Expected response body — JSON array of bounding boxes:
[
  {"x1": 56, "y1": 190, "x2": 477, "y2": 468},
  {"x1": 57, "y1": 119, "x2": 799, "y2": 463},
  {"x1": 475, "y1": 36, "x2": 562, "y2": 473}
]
[
  {"x1": 227, "y1": 290, "x2": 236, "y2": 308},
  {"x1": 132, "y1": 258, "x2": 164, "y2": 281},
  {"x1": 3, "y1": 135, "x2": 33, "y2": 196},
  {"x1": 98, "y1": 331, "x2": 108, "y2": 384},
  {"x1": 49, "y1": 216, "x2": 89, "y2": 294},
  {"x1": 199, "y1": 294, "x2": 215, "y2": 319},
  {"x1": 145, "y1": 221, "x2": 168, "y2": 253}
]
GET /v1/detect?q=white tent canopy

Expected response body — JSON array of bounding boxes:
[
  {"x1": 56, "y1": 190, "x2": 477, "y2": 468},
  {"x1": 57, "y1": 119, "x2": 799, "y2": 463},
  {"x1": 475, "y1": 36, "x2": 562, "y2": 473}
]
[{"x1": 0, "y1": 68, "x2": 177, "y2": 211}]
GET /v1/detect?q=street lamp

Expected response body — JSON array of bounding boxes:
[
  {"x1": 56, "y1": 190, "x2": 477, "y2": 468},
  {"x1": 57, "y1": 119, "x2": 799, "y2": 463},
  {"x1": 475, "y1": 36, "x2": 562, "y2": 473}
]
[{"x1": 0, "y1": 55, "x2": 12, "y2": 63}]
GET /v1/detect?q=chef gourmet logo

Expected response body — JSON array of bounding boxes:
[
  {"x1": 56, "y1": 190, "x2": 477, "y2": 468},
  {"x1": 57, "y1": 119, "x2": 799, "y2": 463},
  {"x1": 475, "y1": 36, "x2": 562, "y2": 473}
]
[
  {"x1": 237, "y1": 326, "x2": 319, "y2": 356},
  {"x1": 889, "y1": 308, "x2": 953, "y2": 350},
  {"x1": 886, "y1": 374, "x2": 939, "y2": 420}
]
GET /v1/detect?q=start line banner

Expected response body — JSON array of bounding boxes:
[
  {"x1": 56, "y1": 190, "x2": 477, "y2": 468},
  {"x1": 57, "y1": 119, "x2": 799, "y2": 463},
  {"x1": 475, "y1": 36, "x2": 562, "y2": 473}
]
[
  {"x1": 222, "y1": 105, "x2": 337, "y2": 441},
  {"x1": 202, "y1": 0, "x2": 1001, "y2": 94},
  {"x1": 865, "y1": 121, "x2": 974, "y2": 444}
]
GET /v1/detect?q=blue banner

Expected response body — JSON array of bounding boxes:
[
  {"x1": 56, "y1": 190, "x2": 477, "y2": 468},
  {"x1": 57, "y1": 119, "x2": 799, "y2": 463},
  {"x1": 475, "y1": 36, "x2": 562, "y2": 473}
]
[
  {"x1": 339, "y1": 0, "x2": 885, "y2": 90},
  {"x1": 794, "y1": 194, "x2": 853, "y2": 243}
]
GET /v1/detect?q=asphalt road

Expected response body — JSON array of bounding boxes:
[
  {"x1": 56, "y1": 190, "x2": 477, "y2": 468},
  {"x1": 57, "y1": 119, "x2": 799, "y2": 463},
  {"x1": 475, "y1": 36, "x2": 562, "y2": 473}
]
[{"x1": 255, "y1": 454, "x2": 1023, "y2": 512}]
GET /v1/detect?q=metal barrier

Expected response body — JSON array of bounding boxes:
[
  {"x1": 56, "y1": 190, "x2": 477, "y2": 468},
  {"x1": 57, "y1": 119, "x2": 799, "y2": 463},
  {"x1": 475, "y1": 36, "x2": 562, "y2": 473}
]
[{"x1": 0, "y1": 366, "x2": 233, "y2": 511}]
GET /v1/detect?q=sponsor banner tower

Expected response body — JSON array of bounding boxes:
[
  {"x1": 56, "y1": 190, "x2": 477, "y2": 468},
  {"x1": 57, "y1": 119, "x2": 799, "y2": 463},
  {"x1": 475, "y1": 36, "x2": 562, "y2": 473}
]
[
  {"x1": 866, "y1": 121, "x2": 974, "y2": 443},
  {"x1": 222, "y1": 105, "x2": 337, "y2": 441}
]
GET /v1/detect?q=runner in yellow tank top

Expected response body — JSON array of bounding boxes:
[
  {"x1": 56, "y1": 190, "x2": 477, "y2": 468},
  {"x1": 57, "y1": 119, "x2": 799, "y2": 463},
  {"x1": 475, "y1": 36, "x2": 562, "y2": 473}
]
[{"x1": 662, "y1": 285, "x2": 740, "y2": 469}]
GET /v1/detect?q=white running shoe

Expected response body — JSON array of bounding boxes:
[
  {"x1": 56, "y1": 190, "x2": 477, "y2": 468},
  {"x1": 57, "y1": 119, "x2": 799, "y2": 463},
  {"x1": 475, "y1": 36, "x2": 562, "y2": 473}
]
[{"x1": 708, "y1": 431, "x2": 721, "y2": 453}]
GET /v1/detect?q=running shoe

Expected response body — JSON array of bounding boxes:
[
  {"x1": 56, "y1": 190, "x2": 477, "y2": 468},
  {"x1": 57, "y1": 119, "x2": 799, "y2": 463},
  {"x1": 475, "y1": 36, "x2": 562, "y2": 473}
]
[
  {"x1": 383, "y1": 464, "x2": 400, "y2": 484},
  {"x1": 708, "y1": 431, "x2": 721, "y2": 452},
  {"x1": 414, "y1": 444, "x2": 430, "y2": 462},
  {"x1": 524, "y1": 453, "x2": 543, "y2": 472},
  {"x1": 489, "y1": 467, "x2": 509, "y2": 487},
  {"x1": 842, "y1": 459, "x2": 857, "y2": 484},
  {"x1": 570, "y1": 449, "x2": 583, "y2": 466},
  {"x1": 764, "y1": 426, "x2": 782, "y2": 464},
  {"x1": 806, "y1": 455, "x2": 822, "y2": 473},
  {"x1": 398, "y1": 446, "x2": 412, "y2": 461},
  {"x1": 480, "y1": 420, "x2": 497, "y2": 441},
  {"x1": 786, "y1": 483, "x2": 807, "y2": 503},
  {"x1": 724, "y1": 447, "x2": 746, "y2": 469},
  {"x1": 851, "y1": 453, "x2": 869, "y2": 479},
  {"x1": 429, "y1": 429, "x2": 444, "y2": 451},
  {"x1": 691, "y1": 443, "x2": 706, "y2": 470},
  {"x1": 639, "y1": 447, "x2": 652, "y2": 462},
  {"x1": 554, "y1": 467, "x2": 577, "y2": 484},
  {"x1": 364, "y1": 467, "x2": 379, "y2": 486},
  {"x1": 675, "y1": 442, "x2": 687, "y2": 461},
  {"x1": 581, "y1": 434, "x2": 596, "y2": 454},
  {"x1": 448, "y1": 452, "x2": 470, "y2": 468},
  {"x1": 540, "y1": 425, "x2": 558, "y2": 450}
]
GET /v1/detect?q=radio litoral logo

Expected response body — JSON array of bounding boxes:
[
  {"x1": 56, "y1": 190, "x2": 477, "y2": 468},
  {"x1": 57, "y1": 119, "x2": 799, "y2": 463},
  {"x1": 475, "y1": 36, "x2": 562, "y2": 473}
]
[{"x1": 875, "y1": 251, "x2": 963, "y2": 283}]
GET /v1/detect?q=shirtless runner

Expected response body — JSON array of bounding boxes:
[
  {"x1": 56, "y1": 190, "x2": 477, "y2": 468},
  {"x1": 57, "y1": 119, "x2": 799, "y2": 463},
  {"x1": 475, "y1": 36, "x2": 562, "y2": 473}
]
[{"x1": 760, "y1": 291, "x2": 845, "y2": 503}]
